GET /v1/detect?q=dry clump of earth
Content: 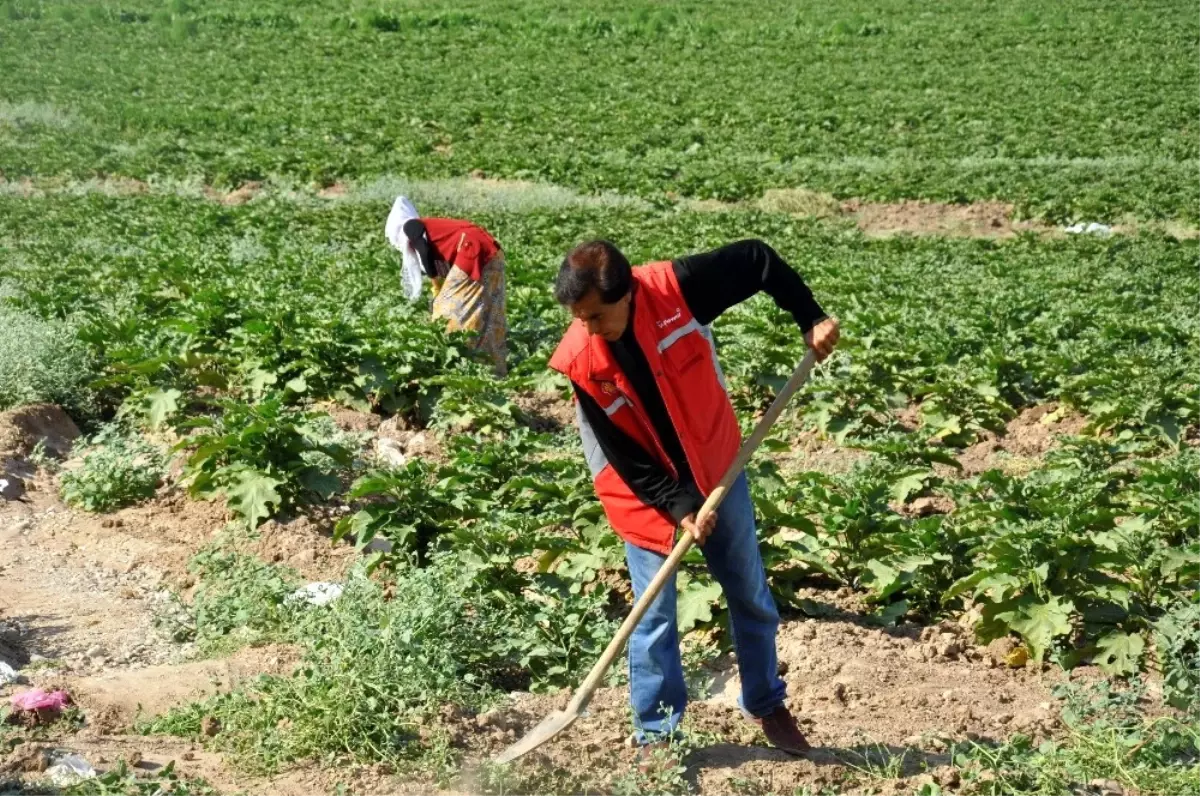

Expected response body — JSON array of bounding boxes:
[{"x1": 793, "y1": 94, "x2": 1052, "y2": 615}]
[
  {"x1": 956, "y1": 403, "x2": 1090, "y2": 475},
  {"x1": 511, "y1": 391, "x2": 576, "y2": 433}
]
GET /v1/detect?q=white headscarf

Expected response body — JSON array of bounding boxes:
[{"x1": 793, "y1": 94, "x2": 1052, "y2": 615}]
[{"x1": 384, "y1": 195, "x2": 425, "y2": 301}]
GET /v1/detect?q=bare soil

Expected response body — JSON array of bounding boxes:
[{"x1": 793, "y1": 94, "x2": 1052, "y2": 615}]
[
  {"x1": 956, "y1": 403, "x2": 1089, "y2": 476},
  {"x1": 0, "y1": 403, "x2": 80, "y2": 477},
  {"x1": 316, "y1": 182, "x2": 349, "y2": 199},
  {"x1": 448, "y1": 616, "x2": 1067, "y2": 795},
  {"x1": 203, "y1": 181, "x2": 263, "y2": 206},
  {"x1": 842, "y1": 198, "x2": 1049, "y2": 239},
  {"x1": 512, "y1": 391, "x2": 575, "y2": 434},
  {"x1": 2, "y1": 736, "x2": 330, "y2": 795},
  {"x1": 771, "y1": 428, "x2": 869, "y2": 478}
]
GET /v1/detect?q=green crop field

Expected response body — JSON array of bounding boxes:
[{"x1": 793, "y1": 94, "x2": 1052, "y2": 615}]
[
  {"x1": 2, "y1": 0, "x2": 1198, "y2": 220},
  {"x1": 1, "y1": 1, "x2": 1197, "y2": 795}
]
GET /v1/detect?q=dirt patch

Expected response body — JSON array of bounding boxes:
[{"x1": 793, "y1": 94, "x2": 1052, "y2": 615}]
[
  {"x1": 377, "y1": 419, "x2": 447, "y2": 464},
  {"x1": 316, "y1": 182, "x2": 349, "y2": 199},
  {"x1": 1111, "y1": 218, "x2": 1200, "y2": 240},
  {"x1": 64, "y1": 644, "x2": 299, "y2": 730},
  {"x1": 895, "y1": 403, "x2": 922, "y2": 432},
  {"x1": 896, "y1": 494, "x2": 956, "y2": 517},
  {"x1": 756, "y1": 187, "x2": 843, "y2": 218},
  {"x1": 0, "y1": 491, "x2": 203, "y2": 677},
  {"x1": 204, "y1": 181, "x2": 262, "y2": 206},
  {"x1": 65, "y1": 490, "x2": 233, "y2": 585},
  {"x1": 321, "y1": 403, "x2": 381, "y2": 433},
  {"x1": 842, "y1": 199, "x2": 1049, "y2": 238},
  {"x1": 0, "y1": 176, "x2": 150, "y2": 198},
  {"x1": 691, "y1": 189, "x2": 1060, "y2": 239},
  {"x1": 0, "y1": 403, "x2": 80, "y2": 466},
  {"x1": 0, "y1": 616, "x2": 26, "y2": 668},
  {"x1": 251, "y1": 514, "x2": 357, "y2": 582},
  {"x1": 4, "y1": 736, "x2": 332, "y2": 796},
  {"x1": 956, "y1": 403, "x2": 1089, "y2": 475},
  {"x1": 459, "y1": 613, "x2": 1064, "y2": 795},
  {"x1": 513, "y1": 391, "x2": 575, "y2": 433},
  {"x1": 0, "y1": 476, "x2": 344, "y2": 794}
]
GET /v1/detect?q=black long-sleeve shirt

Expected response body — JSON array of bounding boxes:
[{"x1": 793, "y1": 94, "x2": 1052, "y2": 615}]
[{"x1": 572, "y1": 239, "x2": 826, "y2": 523}]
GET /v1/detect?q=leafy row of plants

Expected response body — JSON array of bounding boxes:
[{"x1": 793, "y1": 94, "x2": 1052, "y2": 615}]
[
  {"x1": 749, "y1": 435, "x2": 1200, "y2": 676},
  {"x1": 2, "y1": 0, "x2": 1197, "y2": 219},
  {"x1": 2, "y1": 196, "x2": 1195, "y2": 449}
]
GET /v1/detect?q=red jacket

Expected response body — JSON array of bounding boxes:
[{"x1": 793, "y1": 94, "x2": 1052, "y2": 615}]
[
  {"x1": 422, "y1": 218, "x2": 500, "y2": 282},
  {"x1": 548, "y1": 261, "x2": 741, "y2": 553}
]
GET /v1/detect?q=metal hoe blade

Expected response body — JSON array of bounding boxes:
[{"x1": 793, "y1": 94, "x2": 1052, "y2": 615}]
[{"x1": 494, "y1": 708, "x2": 579, "y2": 764}]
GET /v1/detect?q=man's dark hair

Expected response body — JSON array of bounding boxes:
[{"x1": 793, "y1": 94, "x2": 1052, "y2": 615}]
[{"x1": 554, "y1": 240, "x2": 632, "y2": 305}]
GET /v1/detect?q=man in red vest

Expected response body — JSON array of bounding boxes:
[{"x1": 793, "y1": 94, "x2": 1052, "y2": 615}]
[{"x1": 548, "y1": 239, "x2": 839, "y2": 761}]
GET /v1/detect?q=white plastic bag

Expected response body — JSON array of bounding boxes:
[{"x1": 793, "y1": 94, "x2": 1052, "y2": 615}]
[
  {"x1": 384, "y1": 195, "x2": 425, "y2": 301},
  {"x1": 288, "y1": 582, "x2": 344, "y2": 607},
  {"x1": 45, "y1": 753, "x2": 96, "y2": 785},
  {"x1": 1064, "y1": 221, "x2": 1113, "y2": 237}
]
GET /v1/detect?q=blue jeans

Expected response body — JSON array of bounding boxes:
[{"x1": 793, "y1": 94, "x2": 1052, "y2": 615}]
[{"x1": 624, "y1": 472, "x2": 785, "y2": 743}]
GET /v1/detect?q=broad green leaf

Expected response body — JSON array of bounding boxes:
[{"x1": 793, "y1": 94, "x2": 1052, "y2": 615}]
[
  {"x1": 975, "y1": 573, "x2": 1023, "y2": 602},
  {"x1": 334, "y1": 389, "x2": 373, "y2": 413},
  {"x1": 333, "y1": 509, "x2": 373, "y2": 544},
  {"x1": 147, "y1": 388, "x2": 181, "y2": 429},
  {"x1": 285, "y1": 375, "x2": 308, "y2": 394},
  {"x1": 890, "y1": 469, "x2": 928, "y2": 504},
  {"x1": 247, "y1": 369, "x2": 278, "y2": 397},
  {"x1": 1003, "y1": 597, "x2": 1074, "y2": 663},
  {"x1": 299, "y1": 468, "x2": 339, "y2": 500},
  {"x1": 1094, "y1": 631, "x2": 1145, "y2": 675},
  {"x1": 677, "y1": 579, "x2": 722, "y2": 634},
  {"x1": 864, "y1": 559, "x2": 905, "y2": 601},
  {"x1": 1161, "y1": 547, "x2": 1200, "y2": 579},
  {"x1": 945, "y1": 570, "x2": 989, "y2": 601},
  {"x1": 225, "y1": 470, "x2": 282, "y2": 528},
  {"x1": 537, "y1": 548, "x2": 563, "y2": 572},
  {"x1": 1087, "y1": 584, "x2": 1132, "y2": 611},
  {"x1": 1147, "y1": 412, "x2": 1181, "y2": 446},
  {"x1": 875, "y1": 600, "x2": 908, "y2": 627}
]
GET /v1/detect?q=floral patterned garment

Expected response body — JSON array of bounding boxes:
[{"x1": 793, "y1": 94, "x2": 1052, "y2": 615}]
[{"x1": 431, "y1": 253, "x2": 508, "y2": 376}]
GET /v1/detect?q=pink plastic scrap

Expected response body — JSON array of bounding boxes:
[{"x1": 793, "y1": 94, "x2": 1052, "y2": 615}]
[{"x1": 9, "y1": 688, "x2": 71, "y2": 712}]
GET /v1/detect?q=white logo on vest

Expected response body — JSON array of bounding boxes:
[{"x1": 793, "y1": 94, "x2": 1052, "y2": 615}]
[{"x1": 655, "y1": 307, "x2": 683, "y2": 329}]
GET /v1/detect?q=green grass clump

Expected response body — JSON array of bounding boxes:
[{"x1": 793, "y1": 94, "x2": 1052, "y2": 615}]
[
  {"x1": 0, "y1": 306, "x2": 95, "y2": 419},
  {"x1": 1157, "y1": 599, "x2": 1200, "y2": 712},
  {"x1": 146, "y1": 556, "x2": 513, "y2": 771},
  {"x1": 60, "y1": 423, "x2": 165, "y2": 512},
  {"x1": 957, "y1": 681, "x2": 1200, "y2": 795},
  {"x1": 155, "y1": 547, "x2": 302, "y2": 654}
]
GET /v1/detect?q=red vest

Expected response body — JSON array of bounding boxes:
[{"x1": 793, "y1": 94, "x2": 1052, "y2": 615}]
[
  {"x1": 548, "y1": 262, "x2": 741, "y2": 553},
  {"x1": 422, "y1": 218, "x2": 500, "y2": 282}
]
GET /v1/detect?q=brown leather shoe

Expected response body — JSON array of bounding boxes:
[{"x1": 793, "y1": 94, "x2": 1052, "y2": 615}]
[
  {"x1": 743, "y1": 704, "x2": 811, "y2": 756},
  {"x1": 636, "y1": 740, "x2": 681, "y2": 775}
]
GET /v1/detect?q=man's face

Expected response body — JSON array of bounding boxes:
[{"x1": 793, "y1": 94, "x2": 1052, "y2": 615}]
[{"x1": 569, "y1": 289, "x2": 631, "y2": 342}]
